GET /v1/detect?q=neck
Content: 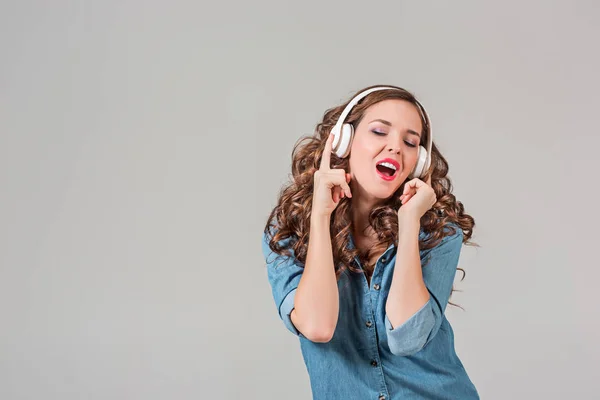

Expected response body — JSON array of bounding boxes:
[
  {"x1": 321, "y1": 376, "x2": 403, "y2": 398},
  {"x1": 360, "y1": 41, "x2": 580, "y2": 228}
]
[{"x1": 350, "y1": 182, "x2": 383, "y2": 240}]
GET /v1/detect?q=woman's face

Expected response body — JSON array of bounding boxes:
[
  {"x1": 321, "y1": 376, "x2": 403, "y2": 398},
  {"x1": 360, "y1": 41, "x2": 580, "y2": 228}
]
[{"x1": 348, "y1": 99, "x2": 423, "y2": 201}]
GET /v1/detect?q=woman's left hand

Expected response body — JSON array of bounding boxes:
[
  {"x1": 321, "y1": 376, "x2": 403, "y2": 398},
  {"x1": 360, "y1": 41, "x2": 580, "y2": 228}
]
[{"x1": 398, "y1": 176, "x2": 437, "y2": 221}]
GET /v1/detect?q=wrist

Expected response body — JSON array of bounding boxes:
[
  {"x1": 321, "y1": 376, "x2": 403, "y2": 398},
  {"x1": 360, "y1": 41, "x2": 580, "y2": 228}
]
[
  {"x1": 398, "y1": 209, "x2": 420, "y2": 225},
  {"x1": 398, "y1": 212, "x2": 421, "y2": 234},
  {"x1": 311, "y1": 213, "x2": 331, "y2": 227}
]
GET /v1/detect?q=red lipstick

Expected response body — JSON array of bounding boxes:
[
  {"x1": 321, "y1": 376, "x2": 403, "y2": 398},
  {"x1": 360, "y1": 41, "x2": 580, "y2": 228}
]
[{"x1": 376, "y1": 158, "x2": 400, "y2": 181}]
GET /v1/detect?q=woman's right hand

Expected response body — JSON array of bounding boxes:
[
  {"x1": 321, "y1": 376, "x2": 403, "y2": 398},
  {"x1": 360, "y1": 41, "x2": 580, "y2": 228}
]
[{"x1": 312, "y1": 133, "x2": 353, "y2": 218}]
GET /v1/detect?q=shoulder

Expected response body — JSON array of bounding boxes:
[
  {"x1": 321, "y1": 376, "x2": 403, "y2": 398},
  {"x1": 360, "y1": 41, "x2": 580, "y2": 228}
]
[
  {"x1": 439, "y1": 222, "x2": 464, "y2": 246},
  {"x1": 420, "y1": 222, "x2": 464, "y2": 256},
  {"x1": 417, "y1": 223, "x2": 464, "y2": 275}
]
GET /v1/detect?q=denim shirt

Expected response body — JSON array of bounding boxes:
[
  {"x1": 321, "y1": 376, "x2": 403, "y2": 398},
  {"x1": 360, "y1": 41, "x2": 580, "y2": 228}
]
[{"x1": 261, "y1": 223, "x2": 479, "y2": 400}]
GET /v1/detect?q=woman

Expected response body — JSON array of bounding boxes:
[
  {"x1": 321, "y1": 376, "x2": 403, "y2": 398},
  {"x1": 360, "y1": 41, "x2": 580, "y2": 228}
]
[{"x1": 261, "y1": 85, "x2": 479, "y2": 399}]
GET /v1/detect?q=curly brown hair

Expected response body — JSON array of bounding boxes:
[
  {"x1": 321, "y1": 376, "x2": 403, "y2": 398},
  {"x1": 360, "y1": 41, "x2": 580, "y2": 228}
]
[{"x1": 263, "y1": 85, "x2": 477, "y2": 302}]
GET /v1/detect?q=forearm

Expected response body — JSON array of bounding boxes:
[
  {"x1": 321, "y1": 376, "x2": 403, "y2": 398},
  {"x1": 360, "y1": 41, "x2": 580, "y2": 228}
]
[
  {"x1": 291, "y1": 214, "x2": 339, "y2": 341},
  {"x1": 385, "y1": 216, "x2": 430, "y2": 329}
]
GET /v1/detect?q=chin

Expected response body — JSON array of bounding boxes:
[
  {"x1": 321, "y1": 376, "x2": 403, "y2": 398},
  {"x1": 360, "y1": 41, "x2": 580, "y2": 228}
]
[
  {"x1": 353, "y1": 171, "x2": 405, "y2": 201},
  {"x1": 363, "y1": 182, "x2": 401, "y2": 201}
]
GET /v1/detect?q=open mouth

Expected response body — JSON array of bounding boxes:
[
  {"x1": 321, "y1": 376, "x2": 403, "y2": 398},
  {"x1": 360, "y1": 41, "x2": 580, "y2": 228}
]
[{"x1": 376, "y1": 159, "x2": 399, "y2": 181}]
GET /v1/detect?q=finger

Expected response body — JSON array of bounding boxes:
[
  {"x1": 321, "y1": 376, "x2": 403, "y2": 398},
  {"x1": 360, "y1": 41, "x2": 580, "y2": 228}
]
[
  {"x1": 411, "y1": 178, "x2": 426, "y2": 188},
  {"x1": 346, "y1": 173, "x2": 352, "y2": 184},
  {"x1": 335, "y1": 175, "x2": 353, "y2": 198},
  {"x1": 319, "y1": 133, "x2": 334, "y2": 171},
  {"x1": 326, "y1": 174, "x2": 352, "y2": 198},
  {"x1": 403, "y1": 178, "x2": 424, "y2": 195},
  {"x1": 401, "y1": 183, "x2": 417, "y2": 200},
  {"x1": 332, "y1": 186, "x2": 341, "y2": 202}
]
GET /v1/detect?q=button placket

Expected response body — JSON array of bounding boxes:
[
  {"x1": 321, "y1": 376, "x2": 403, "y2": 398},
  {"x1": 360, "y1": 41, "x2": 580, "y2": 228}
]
[{"x1": 372, "y1": 254, "x2": 384, "y2": 292}]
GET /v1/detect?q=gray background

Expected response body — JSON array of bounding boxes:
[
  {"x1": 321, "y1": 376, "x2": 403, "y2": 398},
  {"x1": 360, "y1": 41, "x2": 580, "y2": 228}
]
[{"x1": 1, "y1": 1, "x2": 598, "y2": 399}]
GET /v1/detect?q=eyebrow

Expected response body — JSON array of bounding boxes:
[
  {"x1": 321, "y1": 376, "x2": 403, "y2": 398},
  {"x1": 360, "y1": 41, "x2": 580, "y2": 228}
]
[{"x1": 369, "y1": 119, "x2": 421, "y2": 138}]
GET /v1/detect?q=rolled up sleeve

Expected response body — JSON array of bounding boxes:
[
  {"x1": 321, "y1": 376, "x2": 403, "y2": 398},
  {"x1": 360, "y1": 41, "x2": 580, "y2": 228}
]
[
  {"x1": 385, "y1": 299, "x2": 436, "y2": 356},
  {"x1": 385, "y1": 225, "x2": 464, "y2": 356},
  {"x1": 261, "y1": 229, "x2": 304, "y2": 337}
]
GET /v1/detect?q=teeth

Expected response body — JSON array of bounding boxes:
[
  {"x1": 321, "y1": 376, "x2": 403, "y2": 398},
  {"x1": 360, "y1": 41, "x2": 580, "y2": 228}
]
[{"x1": 378, "y1": 161, "x2": 397, "y2": 171}]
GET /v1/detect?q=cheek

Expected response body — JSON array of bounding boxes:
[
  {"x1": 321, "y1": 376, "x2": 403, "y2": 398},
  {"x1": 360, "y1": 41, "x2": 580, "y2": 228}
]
[
  {"x1": 348, "y1": 141, "x2": 367, "y2": 170},
  {"x1": 350, "y1": 137, "x2": 377, "y2": 161},
  {"x1": 404, "y1": 151, "x2": 419, "y2": 168}
]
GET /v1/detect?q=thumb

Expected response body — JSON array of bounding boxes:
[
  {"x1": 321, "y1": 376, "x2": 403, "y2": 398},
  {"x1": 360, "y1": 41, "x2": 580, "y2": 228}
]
[{"x1": 346, "y1": 173, "x2": 352, "y2": 183}]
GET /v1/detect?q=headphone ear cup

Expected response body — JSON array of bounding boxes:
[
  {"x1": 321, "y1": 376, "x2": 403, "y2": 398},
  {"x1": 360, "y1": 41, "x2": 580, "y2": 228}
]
[
  {"x1": 409, "y1": 145, "x2": 428, "y2": 179},
  {"x1": 333, "y1": 123, "x2": 354, "y2": 158}
]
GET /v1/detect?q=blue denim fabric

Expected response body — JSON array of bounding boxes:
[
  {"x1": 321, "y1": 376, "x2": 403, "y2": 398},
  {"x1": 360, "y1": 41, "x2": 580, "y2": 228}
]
[{"x1": 262, "y1": 223, "x2": 479, "y2": 400}]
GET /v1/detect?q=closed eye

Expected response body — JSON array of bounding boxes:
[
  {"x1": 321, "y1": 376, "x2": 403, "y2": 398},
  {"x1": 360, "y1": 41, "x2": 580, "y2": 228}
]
[{"x1": 372, "y1": 130, "x2": 418, "y2": 148}]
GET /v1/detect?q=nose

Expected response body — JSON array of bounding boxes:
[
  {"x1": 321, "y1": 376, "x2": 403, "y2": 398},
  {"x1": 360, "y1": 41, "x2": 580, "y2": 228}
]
[{"x1": 387, "y1": 146, "x2": 401, "y2": 155}]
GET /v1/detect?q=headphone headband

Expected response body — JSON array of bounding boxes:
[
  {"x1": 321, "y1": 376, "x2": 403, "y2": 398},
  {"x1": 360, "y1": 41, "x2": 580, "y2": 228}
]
[{"x1": 331, "y1": 86, "x2": 433, "y2": 172}]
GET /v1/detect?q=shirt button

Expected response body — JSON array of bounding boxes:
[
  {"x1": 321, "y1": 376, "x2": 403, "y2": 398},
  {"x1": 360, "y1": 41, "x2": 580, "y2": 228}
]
[
  {"x1": 366, "y1": 321, "x2": 372, "y2": 327},
  {"x1": 373, "y1": 284, "x2": 380, "y2": 290},
  {"x1": 371, "y1": 360, "x2": 378, "y2": 367}
]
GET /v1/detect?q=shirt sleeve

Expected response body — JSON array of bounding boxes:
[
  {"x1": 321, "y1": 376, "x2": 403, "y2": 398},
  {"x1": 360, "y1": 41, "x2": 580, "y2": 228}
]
[
  {"x1": 385, "y1": 225, "x2": 463, "y2": 356},
  {"x1": 261, "y1": 228, "x2": 304, "y2": 337}
]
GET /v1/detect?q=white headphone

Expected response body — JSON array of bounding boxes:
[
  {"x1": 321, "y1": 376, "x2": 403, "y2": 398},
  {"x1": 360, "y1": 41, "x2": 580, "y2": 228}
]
[{"x1": 330, "y1": 86, "x2": 433, "y2": 179}]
